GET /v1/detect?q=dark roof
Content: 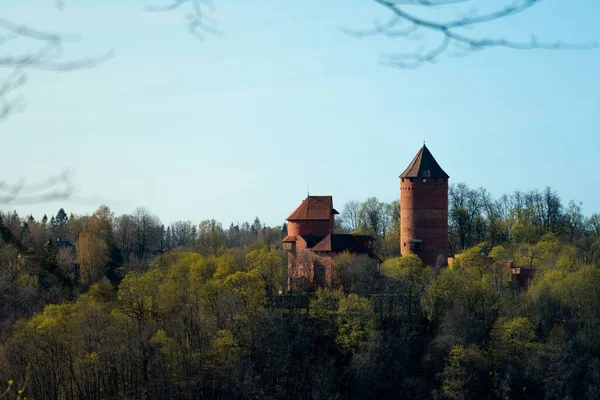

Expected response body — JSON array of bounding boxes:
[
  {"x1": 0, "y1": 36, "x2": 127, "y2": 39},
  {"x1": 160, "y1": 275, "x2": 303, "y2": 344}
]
[
  {"x1": 311, "y1": 234, "x2": 374, "y2": 255},
  {"x1": 55, "y1": 240, "x2": 74, "y2": 248},
  {"x1": 353, "y1": 234, "x2": 376, "y2": 242},
  {"x1": 300, "y1": 235, "x2": 325, "y2": 247},
  {"x1": 287, "y1": 196, "x2": 338, "y2": 221},
  {"x1": 400, "y1": 145, "x2": 449, "y2": 179},
  {"x1": 283, "y1": 235, "x2": 327, "y2": 248},
  {"x1": 44, "y1": 239, "x2": 74, "y2": 249}
]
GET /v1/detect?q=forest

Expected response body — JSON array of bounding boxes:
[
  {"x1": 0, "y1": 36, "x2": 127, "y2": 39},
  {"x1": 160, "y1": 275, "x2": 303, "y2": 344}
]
[{"x1": 1, "y1": 184, "x2": 600, "y2": 399}]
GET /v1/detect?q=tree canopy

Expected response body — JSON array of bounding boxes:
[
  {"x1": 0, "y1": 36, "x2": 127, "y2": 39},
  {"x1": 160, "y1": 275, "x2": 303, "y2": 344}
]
[{"x1": 1, "y1": 181, "x2": 600, "y2": 398}]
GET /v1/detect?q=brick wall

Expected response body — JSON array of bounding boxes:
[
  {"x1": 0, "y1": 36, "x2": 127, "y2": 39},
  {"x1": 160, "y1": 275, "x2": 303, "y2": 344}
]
[
  {"x1": 287, "y1": 220, "x2": 333, "y2": 237},
  {"x1": 400, "y1": 177, "x2": 448, "y2": 267}
]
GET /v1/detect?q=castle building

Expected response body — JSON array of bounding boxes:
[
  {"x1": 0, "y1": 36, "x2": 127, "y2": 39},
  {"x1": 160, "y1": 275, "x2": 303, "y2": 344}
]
[
  {"x1": 282, "y1": 144, "x2": 449, "y2": 290},
  {"x1": 400, "y1": 144, "x2": 449, "y2": 268},
  {"x1": 283, "y1": 196, "x2": 377, "y2": 291}
]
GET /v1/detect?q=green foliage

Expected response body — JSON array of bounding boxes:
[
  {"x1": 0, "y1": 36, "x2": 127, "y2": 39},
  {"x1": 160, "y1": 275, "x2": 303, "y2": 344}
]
[
  {"x1": 454, "y1": 242, "x2": 494, "y2": 272},
  {"x1": 3, "y1": 237, "x2": 600, "y2": 399},
  {"x1": 379, "y1": 255, "x2": 428, "y2": 323},
  {"x1": 310, "y1": 288, "x2": 345, "y2": 337},
  {"x1": 88, "y1": 277, "x2": 115, "y2": 303},
  {"x1": 510, "y1": 222, "x2": 544, "y2": 244},
  {"x1": 441, "y1": 345, "x2": 489, "y2": 400},
  {"x1": 489, "y1": 244, "x2": 507, "y2": 261},
  {"x1": 224, "y1": 270, "x2": 266, "y2": 313},
  {"x1": 492, "y1": 317, "x2": 537, "y2": 354},
  {"x1": 380, "y1": 254, "x2": 422, "y2": 280},
  {"x1": 332, "y1": 252, "x2": 379, "y2": 295},
  {"x1": 4, "y1": 186, "x2": 600, "y2": 399},
  {"x1": 117, "y1": 269, "x2": 164, "y2": 321},
  {"x1": 245, "y1": 248, "x2": 285, "y2": 294},
  {"x1": 555, "y1": 245, "x2": 582, "y2": 270},
  {"x1": 336, "y1": 294, "x2": 378, "y2": 352},
  {"x1": 525, "y1": 266, "x2": 600, "y2": 338}
]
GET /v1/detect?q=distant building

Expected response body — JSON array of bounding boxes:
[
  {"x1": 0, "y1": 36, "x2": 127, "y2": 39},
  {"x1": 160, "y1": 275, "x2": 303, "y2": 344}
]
[
  {"x1": 400, "y1": 144, "x2": 449, "y2": 268},
  {"x1": 508, "y1": 261, "x2": 536, "y2": 289},
  {"x1": 283, "y1": 196, "x2": 378, "y2": 291},
  {"x1": 42, "y1": 238, "x2": 76, "y2": 252},
  {"x1": 54, "y1": 239, "x2": 75, "y2": 250}
]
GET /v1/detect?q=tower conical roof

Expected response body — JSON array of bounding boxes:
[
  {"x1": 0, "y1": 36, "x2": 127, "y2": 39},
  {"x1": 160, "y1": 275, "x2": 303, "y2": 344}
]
[{"x1": 400, "y1": 145, "x2": 449, "y2": 179}]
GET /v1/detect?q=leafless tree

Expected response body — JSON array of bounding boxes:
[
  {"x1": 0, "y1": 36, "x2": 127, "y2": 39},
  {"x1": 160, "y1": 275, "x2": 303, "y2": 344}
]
[
  {"x1": 170, "y1": 220, "x2": 198, "y2": 248},
  {"x1": 197, "y1": 219, "x2": 227, "y2": 256},
  {"x1": 352, "y1": 0, "x2": 597, "y2": 69},
  {"x1": 133, "y1": 207, "x2": 161, "y2": 260},
  {"x1": 358, "y1": 197, "x2": 389, "y2": 238},
  {"x1": 341, "y1": 201, "x2": 362, "y2": 232}
]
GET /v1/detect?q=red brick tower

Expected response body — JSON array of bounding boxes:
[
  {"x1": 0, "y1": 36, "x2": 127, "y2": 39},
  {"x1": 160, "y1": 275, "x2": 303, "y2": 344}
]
[
  {"x1": 400, "y1": 144, "x2": 449, "y2": 267},
  {"x1": 286, "y1": 196, "x2": 337, "y2": 240}
]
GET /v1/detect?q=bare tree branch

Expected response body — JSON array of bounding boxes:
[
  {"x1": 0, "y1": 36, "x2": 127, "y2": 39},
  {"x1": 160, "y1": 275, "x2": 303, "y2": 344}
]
[
  {"x1": 0, "y1": 170, "x2": 74, "y2": 205},
  {"x1": 146, "y1": 0, "x2": 221, "y2": 40},
  {"x1": 0, "y1": 69, "x2": 26, "y2": 121},
  {"x1": 0, "y1": 2, "x2": 115, "y2": 209},
  {"x1": 354, "y1": 0, "x2": 599, "y2": 68},
  {"x1": 0, "y1": 15, "x2": 113, "y2": 122}
]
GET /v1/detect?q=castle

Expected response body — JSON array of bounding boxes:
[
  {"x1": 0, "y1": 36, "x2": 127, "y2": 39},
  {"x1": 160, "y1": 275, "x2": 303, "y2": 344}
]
[
  {"x1": 282, "y1": 196, "x2": 378, "y2": 290},
  {"x1": 283, "y1": 144, "x2": 449, "y2": 289}
]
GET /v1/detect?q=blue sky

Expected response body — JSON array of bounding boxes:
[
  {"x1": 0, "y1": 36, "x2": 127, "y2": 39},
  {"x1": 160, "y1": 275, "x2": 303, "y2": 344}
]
[{"x1": 2, "y1": 0, "x2": 600, "y2": 226}]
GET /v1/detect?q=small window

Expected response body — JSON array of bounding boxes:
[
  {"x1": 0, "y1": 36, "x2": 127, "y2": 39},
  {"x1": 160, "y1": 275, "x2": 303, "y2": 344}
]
[
  {"x1": 422, "y1": 178, "x2": 427, "y2": 183},
  {"x1": 409, "y1": 178, "x2": 413, "y2": 182},
  {"x1": 409, "y1": 239, "x2": 423, "y2": 252},
  {"x1": 401, "y1": 178, "x2": 404, "y2": 183},
  {"x1": 434, "y1": 178, "x2": 438, "y2": 182}
]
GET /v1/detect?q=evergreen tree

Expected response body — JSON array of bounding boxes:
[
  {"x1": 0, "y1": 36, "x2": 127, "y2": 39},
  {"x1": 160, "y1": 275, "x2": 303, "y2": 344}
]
[
  {"x1": 21, "y1": 219, "x2": 29, "y2": 237},
  {"x1": 165, "y1": 226, "x2": 173, "y2": 251},
  {"x1": 252, "y1": 217, "x2": 262, "y2": 240},
  {"x1": 56, "y1": 208, "x2": 68, "y2": 225}
]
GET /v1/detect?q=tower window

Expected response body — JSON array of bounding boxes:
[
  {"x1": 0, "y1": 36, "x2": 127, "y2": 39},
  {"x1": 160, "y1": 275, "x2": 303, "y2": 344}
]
[
  {"x1": 409, "y1": 178, "x2": 413, "y2": 182},
  {"x1": 401, "y1": 178, "x2": 404, "y2": 183},
  {"x1": 422, "y1": 178, "x2": 427, "y2": 183},
  {"x1": 434, "y1": 178, "x2": 438, "y2": 182},
  {"x1": 409, "y1": 239, "x2": 423, "y2": 252}
]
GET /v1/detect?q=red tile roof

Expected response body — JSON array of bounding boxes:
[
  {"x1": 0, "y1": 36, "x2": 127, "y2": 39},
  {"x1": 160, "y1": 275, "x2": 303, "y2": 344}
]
[{"x1": 286, "y1": 196, "x2": 338, "y2": 221}]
